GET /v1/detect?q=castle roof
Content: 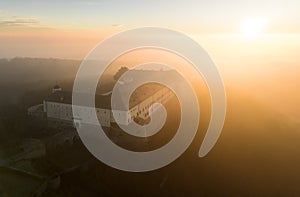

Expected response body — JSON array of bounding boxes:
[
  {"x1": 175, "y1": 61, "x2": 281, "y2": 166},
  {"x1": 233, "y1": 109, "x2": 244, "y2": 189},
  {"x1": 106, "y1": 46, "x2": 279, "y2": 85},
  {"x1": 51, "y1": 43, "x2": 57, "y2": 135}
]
[
  {"x1": 45, "y1": 69, "x2": 179, "y2": 110},
  {"x1": 53, "y1": 85, "x2": 61, "y2": 89},
  {"x1": 45, "y1": 91, "x2": 112, "y2": 109}
]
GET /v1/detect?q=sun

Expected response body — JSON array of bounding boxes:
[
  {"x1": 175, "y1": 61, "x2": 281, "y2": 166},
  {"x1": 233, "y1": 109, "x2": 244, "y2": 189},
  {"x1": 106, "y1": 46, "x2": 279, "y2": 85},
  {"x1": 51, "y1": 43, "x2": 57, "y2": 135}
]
[{"x1": 241, "y1": 17, "x2": 267, "y2": 38}]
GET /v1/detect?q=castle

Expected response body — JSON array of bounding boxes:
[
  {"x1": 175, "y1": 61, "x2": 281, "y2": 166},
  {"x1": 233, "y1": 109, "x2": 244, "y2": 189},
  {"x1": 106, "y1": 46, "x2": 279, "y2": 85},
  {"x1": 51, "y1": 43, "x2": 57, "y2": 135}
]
[{"x1": 28, "y1": 69, "x2": 176, "y2": 128}]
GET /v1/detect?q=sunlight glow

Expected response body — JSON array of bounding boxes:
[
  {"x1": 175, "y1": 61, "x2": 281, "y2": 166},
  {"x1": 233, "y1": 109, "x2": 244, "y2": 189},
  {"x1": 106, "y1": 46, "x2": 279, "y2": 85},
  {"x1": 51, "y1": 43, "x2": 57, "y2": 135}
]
[{"x1": 241, "y1": 17, "x2": 267, "y2": 38}]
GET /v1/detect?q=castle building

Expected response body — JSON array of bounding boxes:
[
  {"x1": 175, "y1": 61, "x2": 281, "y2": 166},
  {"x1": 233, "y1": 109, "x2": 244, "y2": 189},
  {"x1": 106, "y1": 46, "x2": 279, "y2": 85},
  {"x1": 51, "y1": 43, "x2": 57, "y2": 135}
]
[{"x1": 29, "y1": 69, "x2": 176, "y2": 128}]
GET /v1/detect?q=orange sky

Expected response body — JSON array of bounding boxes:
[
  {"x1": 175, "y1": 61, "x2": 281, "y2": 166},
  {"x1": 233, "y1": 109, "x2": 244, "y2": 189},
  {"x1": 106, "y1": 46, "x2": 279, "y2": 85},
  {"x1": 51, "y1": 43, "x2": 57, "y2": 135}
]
[{"x1": 1, "y1": 0, "x2": 300, "y2": 59}]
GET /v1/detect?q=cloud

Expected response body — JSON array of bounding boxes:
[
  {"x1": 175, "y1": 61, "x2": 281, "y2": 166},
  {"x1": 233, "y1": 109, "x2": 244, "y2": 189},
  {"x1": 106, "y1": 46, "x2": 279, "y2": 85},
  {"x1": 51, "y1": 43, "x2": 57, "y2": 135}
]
[
  {"x1": 0, "y1": 16, "x2": 41, "y2": 28},
  {"x1": 112, "y1": 24, "x2": 124, "y2": 28}
]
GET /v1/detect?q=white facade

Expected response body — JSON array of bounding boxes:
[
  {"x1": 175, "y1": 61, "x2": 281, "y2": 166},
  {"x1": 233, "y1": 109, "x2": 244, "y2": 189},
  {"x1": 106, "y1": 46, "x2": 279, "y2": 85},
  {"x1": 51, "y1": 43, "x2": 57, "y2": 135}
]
[
  {"x1": 44, "y1": 101, "x2": 111, "y2": 128},
  {"x1": 43, "y1": 86, "x2": 174, "y2": 128},
  {"x1": 129, "y1": 87, "x2": 174, "y2": 121},
  {"x1": 44, "y1": 101, "x2": 73, "y2": 122}
]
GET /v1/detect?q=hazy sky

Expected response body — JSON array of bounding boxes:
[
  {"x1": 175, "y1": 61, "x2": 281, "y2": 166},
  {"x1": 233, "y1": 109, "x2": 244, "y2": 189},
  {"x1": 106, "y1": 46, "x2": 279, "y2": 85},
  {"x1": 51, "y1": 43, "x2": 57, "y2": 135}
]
[
  {"x1": 1, "y1": 0, "x2": 300, "y2": 32},
  {"x1": 0, "y1": 0, "x2": 300, "y2": 58}
]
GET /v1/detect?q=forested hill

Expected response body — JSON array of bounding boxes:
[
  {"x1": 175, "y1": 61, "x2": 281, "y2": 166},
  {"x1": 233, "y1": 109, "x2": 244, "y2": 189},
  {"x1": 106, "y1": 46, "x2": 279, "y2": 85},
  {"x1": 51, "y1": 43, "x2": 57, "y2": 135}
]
[{"x1": 0, "y1": 58, "x2": 80, "y2": 85}]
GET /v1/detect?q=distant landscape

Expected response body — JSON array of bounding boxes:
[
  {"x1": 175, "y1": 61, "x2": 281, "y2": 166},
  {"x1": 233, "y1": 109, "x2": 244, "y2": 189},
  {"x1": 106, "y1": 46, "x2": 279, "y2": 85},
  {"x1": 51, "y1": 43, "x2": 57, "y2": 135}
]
[{"x1": 0, "y1": 57, "x2": 299, "y2": 196}]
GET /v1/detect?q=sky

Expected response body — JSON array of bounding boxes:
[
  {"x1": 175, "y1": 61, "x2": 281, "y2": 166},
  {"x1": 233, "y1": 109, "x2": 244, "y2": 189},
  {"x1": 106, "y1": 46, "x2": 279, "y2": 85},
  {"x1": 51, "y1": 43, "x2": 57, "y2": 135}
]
[
  {"x1": 1, "y1": 0, "x2": 300, "y2": 59},
  {"x1": 1, "y1": 0, "x2": 300, "y2": 32}
]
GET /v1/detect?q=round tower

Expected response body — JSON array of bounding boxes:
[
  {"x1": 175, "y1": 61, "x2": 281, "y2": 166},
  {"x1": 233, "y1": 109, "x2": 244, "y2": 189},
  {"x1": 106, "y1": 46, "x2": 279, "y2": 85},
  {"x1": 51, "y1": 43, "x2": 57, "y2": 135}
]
[{"x1": 52, "y1": 85, "x2": 62, "y2": 93}]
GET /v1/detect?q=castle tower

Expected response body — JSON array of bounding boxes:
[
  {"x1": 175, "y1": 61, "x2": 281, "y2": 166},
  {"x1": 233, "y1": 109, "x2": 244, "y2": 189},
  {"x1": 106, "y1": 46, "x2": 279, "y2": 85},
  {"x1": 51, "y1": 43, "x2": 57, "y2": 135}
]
[{"x1": 52, "y1": 85, "x2": 62, "y2": 93}]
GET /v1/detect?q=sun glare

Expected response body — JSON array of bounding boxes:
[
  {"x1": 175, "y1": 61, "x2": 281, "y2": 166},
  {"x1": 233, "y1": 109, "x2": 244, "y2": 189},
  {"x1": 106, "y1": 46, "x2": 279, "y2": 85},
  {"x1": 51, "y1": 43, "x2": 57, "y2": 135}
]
[{"x1": 241, "y1": 17, "x2": 267, "y2": 38}]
